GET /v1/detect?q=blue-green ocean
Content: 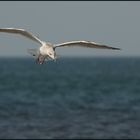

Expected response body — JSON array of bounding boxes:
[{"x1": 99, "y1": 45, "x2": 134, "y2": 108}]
[{"x1": 0, "y1": 57, "x2": 140, "y2": 139}]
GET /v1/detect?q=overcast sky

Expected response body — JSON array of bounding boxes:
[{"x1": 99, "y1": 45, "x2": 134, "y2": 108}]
[{"x1": 0, "y1": 1, "x2": 139, "y2": 57}]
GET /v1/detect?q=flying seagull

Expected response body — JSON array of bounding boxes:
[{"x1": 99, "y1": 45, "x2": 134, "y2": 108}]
[{"x1": 0, "y1": 28, "x2": 120, "y2": 64}]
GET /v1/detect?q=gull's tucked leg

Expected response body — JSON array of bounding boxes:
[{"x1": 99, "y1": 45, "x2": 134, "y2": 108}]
[{"x1": 36, "y1": 55, "x2": 45, "y2": 64}]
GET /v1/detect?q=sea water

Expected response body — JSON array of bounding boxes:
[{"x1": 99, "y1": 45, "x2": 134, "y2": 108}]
[{"x1": 0, "y1": 57, "x2": 139, "y2": 138}]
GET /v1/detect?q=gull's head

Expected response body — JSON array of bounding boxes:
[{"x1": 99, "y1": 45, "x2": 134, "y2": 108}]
[
  {"x1": 40, "y1": 42, "x2": 57, "y2": 60},
  {"x1": 44, "y1": 46, "x2": 56, "y2": 60},
  {"x1": 47, "y1": 47, "x2": 56, "y2": 60}
]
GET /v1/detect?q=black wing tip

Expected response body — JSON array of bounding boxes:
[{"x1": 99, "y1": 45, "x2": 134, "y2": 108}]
[
  {"x1": 111, "y1": 47, "x2": 121, "y2": 50},
  {"x1": 101, "y1": 45, "x2": 121, "y2": 50}
]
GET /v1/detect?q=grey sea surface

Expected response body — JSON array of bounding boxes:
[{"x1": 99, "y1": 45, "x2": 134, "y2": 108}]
[{"x1": 0, "y1": 57, "x2": 140, "y2": 139}]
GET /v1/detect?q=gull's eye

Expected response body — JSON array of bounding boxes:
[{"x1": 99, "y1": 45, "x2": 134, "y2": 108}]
[{"x1": 49, "y1": 53, "x2": 52, "y2": 56}]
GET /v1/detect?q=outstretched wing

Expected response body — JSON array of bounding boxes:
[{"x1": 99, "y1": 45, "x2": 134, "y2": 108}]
[
  {"x1": 0, "y1": 28, "x2": 43, "y2": 45},
  {"x1": 54, "y1": 40, "x2": 120, "y2": 50}
]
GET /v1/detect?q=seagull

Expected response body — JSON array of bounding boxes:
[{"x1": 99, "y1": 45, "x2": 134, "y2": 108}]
[{"x1": 0, "y1": 28, "x2": 121, "y2": 64}]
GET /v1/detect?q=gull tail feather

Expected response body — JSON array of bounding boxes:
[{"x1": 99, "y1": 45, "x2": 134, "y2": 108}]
[{"x1": 27, "y1": 48, "x2": 39, "y2": 57}]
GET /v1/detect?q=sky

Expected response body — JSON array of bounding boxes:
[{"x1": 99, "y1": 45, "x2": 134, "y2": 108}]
[{"x1": 0, "y1": 1, "x2": 139, "y2": 57}]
